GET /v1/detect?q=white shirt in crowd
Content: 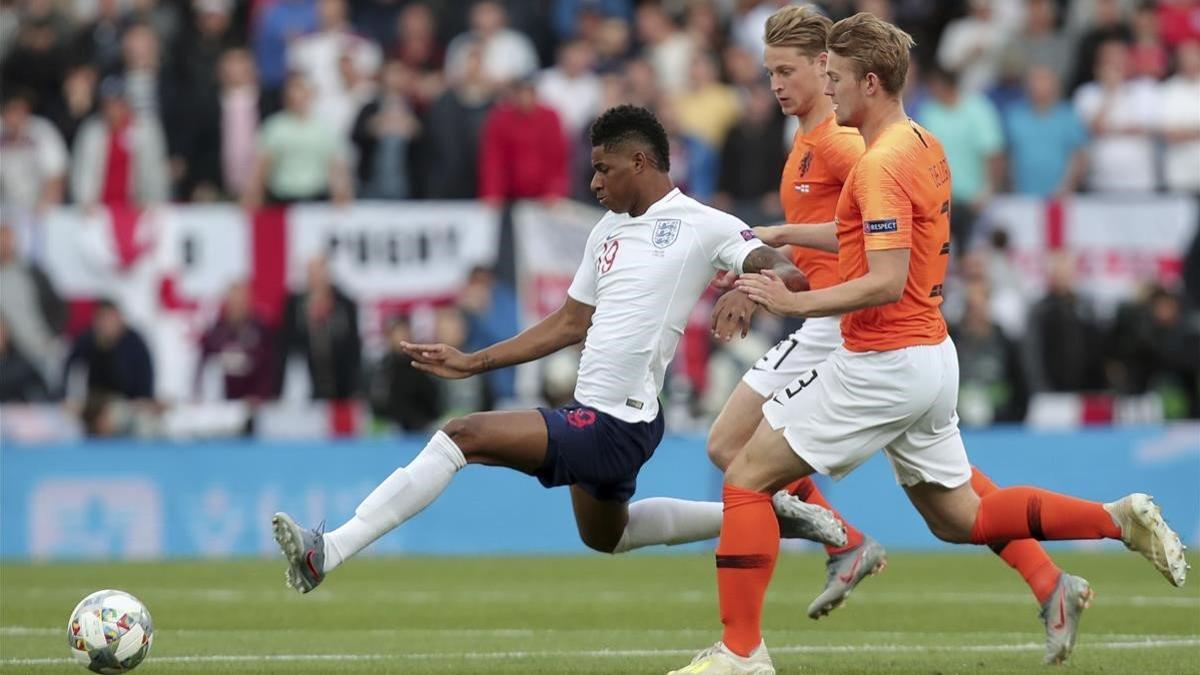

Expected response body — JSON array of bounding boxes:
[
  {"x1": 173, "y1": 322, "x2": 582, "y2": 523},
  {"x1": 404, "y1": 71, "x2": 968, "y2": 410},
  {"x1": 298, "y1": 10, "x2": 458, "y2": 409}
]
[
  {"x1": 445, "y1": 29, "x2": 539, "y2": 85},
  {"x1": 1073, "y1": 78, "x2": 1161, "y2": 192},
  {"x1": 0, "y1": 115, "x2": 68, "y2": 216},
  {"x1": 289, "y1": 29, "x2": 382, "y2": 104},
  {"x1": 1160, "y1": 73, "x2": 1200, "y2": 193},
  {"x1": 567, "y1": 187, "x2": 763, "y2": 423},
  {"x1": 537, "y1": 67, "x2": 601, "y2": 137},
  {"x1": 937, "y1": 13, "x2": 1011, "y2": 93}
]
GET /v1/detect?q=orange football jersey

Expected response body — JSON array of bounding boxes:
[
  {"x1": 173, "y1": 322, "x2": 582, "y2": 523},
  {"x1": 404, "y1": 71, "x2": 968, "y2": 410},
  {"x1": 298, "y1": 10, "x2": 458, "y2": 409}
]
[
  {"x1": 835, "y1": 119, "x2": 952, "y2": 352},
  {"x1": 780, "y1": 115, "x2": 865, "y2": 291}
]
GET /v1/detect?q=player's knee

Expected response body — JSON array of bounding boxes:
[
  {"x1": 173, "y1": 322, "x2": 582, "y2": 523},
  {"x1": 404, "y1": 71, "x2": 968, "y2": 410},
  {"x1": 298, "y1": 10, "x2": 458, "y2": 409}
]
[
  {"x1": 926, "y1": 518, "x2": 972, "y2": 544},
  {"x1": 441, "y1": 415, "x2": 483, "y2": 457},
  {"x1": 578, "y1": 529, "x2": 621, "y2": 554},
  {"x1": 705, "y1": 433, "x2": 738, "y2": 471}
]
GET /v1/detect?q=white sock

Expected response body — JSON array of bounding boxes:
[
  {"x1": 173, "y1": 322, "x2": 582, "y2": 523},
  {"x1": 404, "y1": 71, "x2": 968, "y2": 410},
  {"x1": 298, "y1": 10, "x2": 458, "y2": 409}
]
[
  {"x1": 612, "y1": 497, "x2": 723, "y2": 553},
  {"x1": 323, "y1": 431, "x2": 466, "y2": 572}
]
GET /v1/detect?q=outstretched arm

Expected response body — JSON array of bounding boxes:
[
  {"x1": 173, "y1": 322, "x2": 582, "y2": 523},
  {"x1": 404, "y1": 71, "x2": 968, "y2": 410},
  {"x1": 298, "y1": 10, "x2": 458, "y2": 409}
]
[
  {"x1": 403, "y1": 296, "x2": 595, "y2": 379},
  {"x1": 755, "y1": 222, "x2": 839, "y2": 253}
]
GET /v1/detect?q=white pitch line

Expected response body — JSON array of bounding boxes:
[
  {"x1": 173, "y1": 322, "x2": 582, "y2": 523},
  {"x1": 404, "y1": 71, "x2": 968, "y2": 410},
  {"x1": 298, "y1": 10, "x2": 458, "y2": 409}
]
[
  {"x1": 3, "y1": 638, "x2": 1198, "y2": 666},
  {"x1": 11, "y1": 587, "x2": 1199, "y2": 608},
  {"x1": 1, "y1": 626, "x2": 1194, "y2": 642}
]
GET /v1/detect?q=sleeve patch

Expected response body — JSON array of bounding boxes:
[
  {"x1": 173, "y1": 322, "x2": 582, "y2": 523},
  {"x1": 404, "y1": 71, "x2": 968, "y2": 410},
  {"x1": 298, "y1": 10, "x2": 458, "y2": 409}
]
[
  {"x1": 864, "y1": 218, "x2": 898, "y2": 234},
  {"x1": 740, "y1": 229, "x2": 757, "y2": 241}
]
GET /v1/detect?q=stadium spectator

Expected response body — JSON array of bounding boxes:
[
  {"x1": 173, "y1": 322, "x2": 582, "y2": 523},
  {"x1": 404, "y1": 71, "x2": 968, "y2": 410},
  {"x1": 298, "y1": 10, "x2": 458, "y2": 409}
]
[
  {"x1": 457, "y1": 266, "x2": 519, "y2": 403},
  {"x1": 63, "y1": 299, "x2": 155, "y2": 401},
  {"x1": 218, "y1": 48, "x2": 263, "y2": 199},
  {"x1": 552, "y1": 0, "x2": 631, "y2": 43},
  {"x1": 445, "y1": 1, "x2": 539, "y2": 87},
  {"x1": 1073, "y1": 39, "x2": 1160, "y2": 192},
  {"x1": 715, "y1": 85, "x2": 786, "y2": 226},
  {"x1": 415, "y1": 43, "x2": 495, "y2": 199},
  {"x1": 1024, "y1": 254, "x2": 1105, "y2": 392},
  {"x1": 196, "y1": 281, "x2": 275, "y2": 401},
  {"x1": 169, "y1": 0, "x2": 241, "y2": 200},
  {"x1": 388, "y1": 2, "x2": 445, "y2": 108},
  {"x1": 0, "y1": 318, "x2": 49, "y2": 403},
  {"x1": 999, "y1": 0, "x2": 1074, "y2": 84},
  {"x1": 1128, "y1": 2, "x2": 1168, "y2": 80},
  {"x1": 592, "y1": 15, "x2": 632, "y2": 74},
  {"x1": 0, "y1": 223, "x2": 64, "y2": 378},
  {"x1": 657, "y1": 95, "x2": 718, "y2": 202},
  {"x1": 71, "y1": 77, "x2": 170, "y2": 210},
  {"x1": 251, "y1": 0, "x2": 318, "y2": 112},
  {"x1": 1070, "y1": 0, "x2": 1133, "y2": 90},
  {"x1": 478, "y1": 78, "x2": 569, "y2": 205},
  {"x1": 683, "y1": 0, "x2": 724, "y2": 53},
  {"x1": 918, "y1": 66, "x2": 1004, "y2": 253},
  {"x1": 936, "y1": 0, "x2": 1009, "y2": 93},
  {"x1": 367, "y1": 317, "x2": 443, "y2": 432},
  {"x1": 1158, "y1": 0, "x2": 1200, "y2": 48},
  {"x1": 117, "y1": 22, "x2": 198, "y2": 199},
  {"x1": 722, "y1": 44, "x2": 763, "y2": 90},
  {"x1": 352, "y1": 59, "x2": 419, "y2": 200},
  {"x1": 243, "y1": 74, "x2": 352, "y2": 208},
  {"x1": 951, "y1": 280, "x2": 1028, "y2": 425},
  {"x1": 3, "y1": 15, "x2": 67, "y2": 116},
  {"x1": 673, "y1": 53, "x2": 742, "y2": 153},
  {"x1": 729, "y1": 0, "x2": 778, "y2": 62},
  {"x1": 1106, "y1": 285, "x2": 1200, "y2": 418},
  {"x1": 278, "y1": 257, "x2": 361, "y2": 400},
  {"x1": 1161, "y1": 41, "x2": 1200, "y2": 194},
  {"x1": 0, "y1": 90, "x2": 68, "y2": 219},
  {"x1": 45, "y1": 64, "x2": 98, "y2": 151},
  {"x1": 537, "y1": 39, "x2": 602, "y2": 142},
  {"x1": 622, "y1": 57, "x2": 660, "y2": 108},
  {"x1": 70, "y1": 0, "x2": 126, "y2": 77},
  {"x1": 1003, "y1": 65, "x2": 1089, "y2": 197},
  {"x1": 125, "y1": 0, "x2": 183, "y2": 55},
  {"x1": 635, "y1": 2, "x2": 693, "y2": 93},
  {"x1": 288, "y1": 0, "x2": 382, "y2": 126}
]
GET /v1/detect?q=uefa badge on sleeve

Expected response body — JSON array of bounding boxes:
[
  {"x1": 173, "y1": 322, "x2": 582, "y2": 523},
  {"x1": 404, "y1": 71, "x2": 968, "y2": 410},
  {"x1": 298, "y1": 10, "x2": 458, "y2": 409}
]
[{"x1": 652, "y1": 219, "x2": 681, "y2": 249}]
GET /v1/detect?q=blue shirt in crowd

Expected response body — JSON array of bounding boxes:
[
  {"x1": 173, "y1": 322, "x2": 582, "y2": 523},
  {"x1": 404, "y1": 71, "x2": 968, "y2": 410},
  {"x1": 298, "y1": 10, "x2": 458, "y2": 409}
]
[
  {"x1": 253, "y1": 0, "x2": 318, "y2": 89},
  {"x1": 918, "y1": 94, "x2": 1005, "y2": 202},
  {"x1": 1003, "y1": 101, "x2": 1089, "y2": 197}
]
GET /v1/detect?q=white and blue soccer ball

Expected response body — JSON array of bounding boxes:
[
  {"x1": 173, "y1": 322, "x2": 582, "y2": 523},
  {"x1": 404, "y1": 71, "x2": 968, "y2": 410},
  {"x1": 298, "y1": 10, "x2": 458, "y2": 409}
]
[{"x1": 67, "y1": 590, "x2": 154, "y2": 673}]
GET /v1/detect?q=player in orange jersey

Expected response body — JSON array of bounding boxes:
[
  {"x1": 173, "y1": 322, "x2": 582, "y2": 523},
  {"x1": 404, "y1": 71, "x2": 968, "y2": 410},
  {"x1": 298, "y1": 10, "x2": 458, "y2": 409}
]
[
  {"x1": 708, "y1": 4, "x2": 1089, "y2": 641},
  {"x1": 674, "y1": 13, "x2": 1186, "y2": 675}
]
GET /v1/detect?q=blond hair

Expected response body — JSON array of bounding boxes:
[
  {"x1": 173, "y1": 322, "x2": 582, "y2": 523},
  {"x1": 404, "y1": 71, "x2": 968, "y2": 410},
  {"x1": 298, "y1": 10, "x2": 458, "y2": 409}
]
[
  {"x1": 826, "y1": 12, "x2": 916, "y2": 95},
  {"x1": 763, "y1": 4, "x2": 832, "y2": 58}
]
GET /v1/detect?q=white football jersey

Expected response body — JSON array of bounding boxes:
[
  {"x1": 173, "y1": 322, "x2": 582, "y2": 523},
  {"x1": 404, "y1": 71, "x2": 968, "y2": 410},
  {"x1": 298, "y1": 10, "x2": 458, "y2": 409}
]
[{"x1": 567, "y1": 188, "x2": 765, "y2": 423}]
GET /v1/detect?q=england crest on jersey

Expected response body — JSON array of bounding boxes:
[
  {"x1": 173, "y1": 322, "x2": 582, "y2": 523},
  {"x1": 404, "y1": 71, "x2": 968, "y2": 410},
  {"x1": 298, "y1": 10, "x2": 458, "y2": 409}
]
[{"x1": 652, "y1": 219, "x2": 681, "y2": 248}]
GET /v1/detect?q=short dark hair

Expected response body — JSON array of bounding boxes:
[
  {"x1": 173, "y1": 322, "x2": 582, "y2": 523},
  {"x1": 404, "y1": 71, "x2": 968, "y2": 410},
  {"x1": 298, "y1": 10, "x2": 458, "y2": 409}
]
[{"x1": 589, "y1": 105, "x2": 670, "y2": 172}]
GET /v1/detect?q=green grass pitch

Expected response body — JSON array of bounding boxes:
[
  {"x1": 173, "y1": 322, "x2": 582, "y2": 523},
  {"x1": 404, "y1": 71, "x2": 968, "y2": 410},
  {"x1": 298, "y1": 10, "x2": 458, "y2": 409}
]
[{"x1": 2, "y1": 551, "x2": 1197, "y2": 673}]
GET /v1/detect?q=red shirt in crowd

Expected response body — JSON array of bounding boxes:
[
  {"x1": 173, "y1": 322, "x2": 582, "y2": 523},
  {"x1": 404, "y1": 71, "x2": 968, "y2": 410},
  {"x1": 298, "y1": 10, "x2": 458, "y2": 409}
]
[{"x1": 478, "y1": 100, "x2": 569, "y2": 202}]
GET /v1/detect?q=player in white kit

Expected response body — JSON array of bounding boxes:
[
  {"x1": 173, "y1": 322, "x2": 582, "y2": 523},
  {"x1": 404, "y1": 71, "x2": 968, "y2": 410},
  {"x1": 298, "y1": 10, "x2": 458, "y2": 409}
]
[{"x1": 270, "y1": 105, "x2": 825, "y2": 593}]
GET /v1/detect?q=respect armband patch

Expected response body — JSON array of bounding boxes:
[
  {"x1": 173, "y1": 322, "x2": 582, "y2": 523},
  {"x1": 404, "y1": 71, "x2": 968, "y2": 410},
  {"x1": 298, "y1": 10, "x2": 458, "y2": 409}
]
[{"x1": 864, "y1": 218, "x2": 898, "y2": 234}]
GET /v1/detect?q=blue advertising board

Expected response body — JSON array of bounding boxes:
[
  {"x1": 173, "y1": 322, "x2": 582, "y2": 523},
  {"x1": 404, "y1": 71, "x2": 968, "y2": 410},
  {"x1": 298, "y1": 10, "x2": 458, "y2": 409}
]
[{"x1": 2, "y1": 426, "x2": 1197, "y2": 560}]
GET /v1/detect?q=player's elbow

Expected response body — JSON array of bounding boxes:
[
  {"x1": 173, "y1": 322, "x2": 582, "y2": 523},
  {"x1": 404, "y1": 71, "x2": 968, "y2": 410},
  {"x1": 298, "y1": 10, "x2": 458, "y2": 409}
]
[{"x1": 872, "y1": 276, "x2": 906, "y2": 305}]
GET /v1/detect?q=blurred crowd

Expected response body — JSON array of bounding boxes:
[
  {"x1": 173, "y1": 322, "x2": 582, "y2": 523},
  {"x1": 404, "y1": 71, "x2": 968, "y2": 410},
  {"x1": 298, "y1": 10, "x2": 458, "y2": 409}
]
[{"x1": 1, "y1": 0, "x2": 1199, "y2": 435}]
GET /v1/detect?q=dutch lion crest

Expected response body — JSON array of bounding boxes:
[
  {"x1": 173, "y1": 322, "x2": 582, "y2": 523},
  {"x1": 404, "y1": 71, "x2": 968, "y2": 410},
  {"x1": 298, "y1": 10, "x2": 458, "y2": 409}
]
[{"x1": 652, "y1": 219, "x2": 681, "y2": 249}]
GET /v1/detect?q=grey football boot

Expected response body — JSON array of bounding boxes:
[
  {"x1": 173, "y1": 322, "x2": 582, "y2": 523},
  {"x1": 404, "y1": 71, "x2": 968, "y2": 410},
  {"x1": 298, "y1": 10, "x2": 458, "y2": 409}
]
[
  {"x1": 806, "y1": 534, "x2": 888, "y2": 619},
  {"x1": 772, "y1": 490, "x2": 848, "y2": 548},
  {"x1": 271, "y1": 512, "x2": 326, "y2": 594},
  {"x1": 1040, "y1": 573, "x2": 1094, "y2": 665}
]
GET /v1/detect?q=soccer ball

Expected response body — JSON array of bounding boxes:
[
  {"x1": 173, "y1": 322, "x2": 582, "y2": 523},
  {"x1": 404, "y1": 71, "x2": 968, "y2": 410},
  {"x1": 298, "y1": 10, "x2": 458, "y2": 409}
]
[{"x1": 66, "y1": 590, "x2": 154, "y2": 673}]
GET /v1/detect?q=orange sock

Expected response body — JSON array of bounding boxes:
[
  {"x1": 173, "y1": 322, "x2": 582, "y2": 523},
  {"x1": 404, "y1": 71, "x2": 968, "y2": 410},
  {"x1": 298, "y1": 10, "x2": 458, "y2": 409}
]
[
  {"x1": 970, "y1": 468, "x2": 1062, "y2": 605},
  {"x1": 786, "y1": 477, "x2": 865, "y2": 555},
  {"x1": 970, "y1": 486, "x2": 1121, "y2": 544},
  {"x1": 717, "y1": 484, "x2": 778, "y2": 657}
]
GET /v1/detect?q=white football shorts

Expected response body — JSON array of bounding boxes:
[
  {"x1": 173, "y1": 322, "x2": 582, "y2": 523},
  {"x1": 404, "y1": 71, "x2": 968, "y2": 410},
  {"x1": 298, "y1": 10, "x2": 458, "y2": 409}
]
[
  {"x1": 742, "y1": 315, "x2": 842, "y2": 397},
  {"x1": 761, "y1": 336, "x2": 971, "y2": 488}
]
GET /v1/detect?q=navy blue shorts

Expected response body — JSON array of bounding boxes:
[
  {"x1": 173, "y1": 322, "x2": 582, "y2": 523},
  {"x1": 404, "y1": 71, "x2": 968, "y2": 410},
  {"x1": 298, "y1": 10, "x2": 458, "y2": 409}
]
[{"x1": 533, "y1": 401, "x2": 665, "y2": 503}]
